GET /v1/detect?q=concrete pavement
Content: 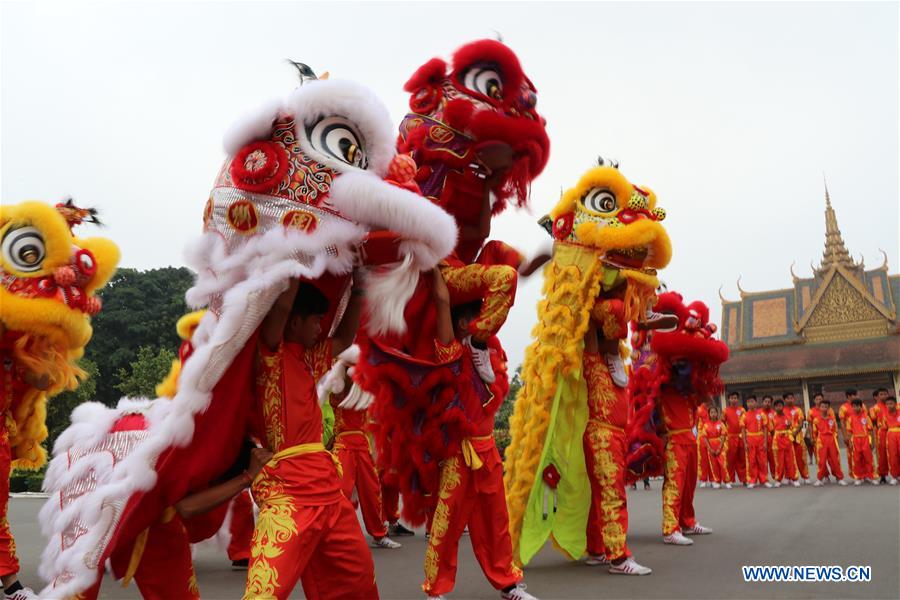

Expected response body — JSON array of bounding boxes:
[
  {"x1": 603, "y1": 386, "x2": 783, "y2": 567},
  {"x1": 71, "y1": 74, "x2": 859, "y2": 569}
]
[{"x1": 9, "y1": 480, "x2": 898, "y2": 599}]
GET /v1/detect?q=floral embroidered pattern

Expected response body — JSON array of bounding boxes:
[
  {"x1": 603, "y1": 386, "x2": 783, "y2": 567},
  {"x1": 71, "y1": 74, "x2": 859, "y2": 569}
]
[
  {"x1": 661, "y1": 442, "x2": 680, "y2": 535},
  {"x1": 244, "y1": 475, "x2": 297, "y2": 599},
  {"x1": 423, "y1": 457, "x2": 462, "y2": 591},
  {"x1": 256, "y1": 351, "x2": 284, "y2": 451}
]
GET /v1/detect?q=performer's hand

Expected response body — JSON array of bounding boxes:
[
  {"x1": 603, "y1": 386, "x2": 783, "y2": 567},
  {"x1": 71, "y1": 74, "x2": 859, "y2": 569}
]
[
  {"x1": 519, "y1": 252, "x2": 551, "y2": 277},
  {"x1": 247, "y1": 447, "x2": 274, "y2": 480},
  {"x1": 432, "y1": 267, "x2": 450, "y2": 305}
]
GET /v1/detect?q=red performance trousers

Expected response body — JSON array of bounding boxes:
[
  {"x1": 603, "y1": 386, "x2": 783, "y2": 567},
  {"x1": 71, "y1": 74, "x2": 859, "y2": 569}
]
[
  {"x1": 849, "y1": 436, "x2": 875, "y2": 480},
  {"x1": 583, "y1": 423, "x2": 631, "y2": 561},
  {"x1": 0, "y1": 431, "x2": 19, "y2": 578},
  {"x1": 725, "y1": 435, "x2": 746, "y2": 484},
  {"x1": 422, "y1": 441, "x2": 522, "y2": 596},
  {"x1": 744, "y1": 434, "x2": 769, "y2": 485},
  {"x1": 815, "y1": 436, "x2": 844, "y2": 481},
  {"x1": 335, "y1": 433, "x2": 388, "y2": 538},
  {"x1": 662, "y1": 440, "x2": 698, "y2": 536}
]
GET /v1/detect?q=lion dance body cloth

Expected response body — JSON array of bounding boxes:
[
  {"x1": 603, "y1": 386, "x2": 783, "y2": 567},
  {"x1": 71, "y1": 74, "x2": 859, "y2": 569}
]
[
  {"x1": 503, "y1": 163, "x2": 672, "y2": 566},
  {"x1": 37, "y1": 74, "x2": 456, "y2": 599},
  {"x1": 0, "y1": 200, "x2": 119, "y2": 580}
]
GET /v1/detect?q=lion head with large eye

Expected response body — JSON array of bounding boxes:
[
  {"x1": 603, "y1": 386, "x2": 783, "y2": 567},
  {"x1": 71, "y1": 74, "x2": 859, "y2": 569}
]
[
  {"x1": 546, "y1": 159, "x2": 671, "y2": 272},
  {"x1": 398, "y1": 39, "x2": 551, "y2": 221}
]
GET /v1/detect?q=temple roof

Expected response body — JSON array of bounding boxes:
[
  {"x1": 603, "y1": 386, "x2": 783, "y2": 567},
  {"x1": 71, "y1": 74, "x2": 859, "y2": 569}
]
[
  {"x1": 720, "y1": 333, "x2": 900, "y2": 384},
  {"x1": 820, "y1": 180, "x2": 857, "y2": 271}
]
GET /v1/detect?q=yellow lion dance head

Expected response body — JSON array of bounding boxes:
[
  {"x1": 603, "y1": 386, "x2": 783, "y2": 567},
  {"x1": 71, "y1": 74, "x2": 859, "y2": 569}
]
[{"x1": 0, "y1": 200, "x2": 119, "y2": 468}]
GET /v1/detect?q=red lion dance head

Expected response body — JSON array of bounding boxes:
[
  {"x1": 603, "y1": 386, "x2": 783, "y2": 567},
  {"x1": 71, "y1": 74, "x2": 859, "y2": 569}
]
[
  {"x1": 626, "y1": 291, "x2": 729, "y2": 482},
  {"x1": 399, "y1": 40, "x2": 550, "y2": 220}
]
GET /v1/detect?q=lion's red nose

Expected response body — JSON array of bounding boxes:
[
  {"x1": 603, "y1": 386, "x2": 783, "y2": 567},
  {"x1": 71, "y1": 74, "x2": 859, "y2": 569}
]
[{"x1": 384, "y1": 154, "x2": 421, "y2": 193}]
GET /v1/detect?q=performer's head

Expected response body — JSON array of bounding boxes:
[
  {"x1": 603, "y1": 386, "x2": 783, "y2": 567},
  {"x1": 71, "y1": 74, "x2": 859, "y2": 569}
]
[
  {"x1": 875, "y1": 387, "x2": 889, "y2": 402},
  {"x1": 286, "y1": 281, "x2": 329, "y2": 348},
  {"x1": 746, "y1": 395, "x2": 757, "y2": 409},
  {"x1": 451, "y1": 300, "x2": 482, "y2": 341},
  {"x1": 817, "y1": 397, "x2": 830, "y2": 411},
  {"x1": 887, "y1": 396, "x2": 897, "y2": 412},
  {"x1": 773, "y1": 398, "x2": 784, "y2": 413},
  {"x1": 727, "y1": 391, "x2": 740, "y2": 407},
  {"x1": 845, "y1": 388, "x2": 859, "y2": 402},
  {"x1": 783, "y1": 392, "x2": 795, "y2": 406},
  {"x1": 708, "y1": 405, "x2": 719, "y2": 421},
  {"x1": 851, "y1": 397, "x2": 863, "y2": 413},
  {"x1": 762, "y1": 395, "x2": 773, "y2": 409}
]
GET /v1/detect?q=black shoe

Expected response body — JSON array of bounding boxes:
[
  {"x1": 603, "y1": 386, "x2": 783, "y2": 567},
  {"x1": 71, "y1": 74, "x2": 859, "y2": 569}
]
[
  {"x1": 880, "y1": 476, "x2": 887, "y2": 484},
  {"x1": 644, "y1": 482, "x2": 651, "y2": 490},
  {"x1": 630, "y1": 483, "x2": 637, "y2": 490},
  {"x1": 388, "y1": 522, "x2": 415, "y2": 537},
  {"x1": 231, "y1": 559, "x2": 249, "y2": 570}
]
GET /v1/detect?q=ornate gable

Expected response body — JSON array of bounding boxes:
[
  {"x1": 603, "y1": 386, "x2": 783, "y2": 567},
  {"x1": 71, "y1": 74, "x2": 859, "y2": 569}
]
[{"x1": 799, "y1": 268, "x2": 894, "y2": 342}]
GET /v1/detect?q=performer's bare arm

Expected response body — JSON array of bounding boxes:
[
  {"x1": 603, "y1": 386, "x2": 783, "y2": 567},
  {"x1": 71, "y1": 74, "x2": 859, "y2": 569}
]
[
  {"x1": 433, "y1": 267, "x2": 453, "y2": 345},
  {"x1": 331, "y1": 270, "x2": 365, "y2": 358},
  {"x1": 583, "y1": 320, "x2": 599, "y2": 354},
  {"x1": 175, "y1": 447, "x2": 273, "y2": 519},
  {"x1": 261, "y1": 279, "x2": 300, "y2": 351}
]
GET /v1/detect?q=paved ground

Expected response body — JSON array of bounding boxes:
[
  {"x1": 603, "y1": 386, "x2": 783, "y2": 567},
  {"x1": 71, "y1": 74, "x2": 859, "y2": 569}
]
[{"x1": 10, "y1": 479, "x2": 899, "y2": 600}]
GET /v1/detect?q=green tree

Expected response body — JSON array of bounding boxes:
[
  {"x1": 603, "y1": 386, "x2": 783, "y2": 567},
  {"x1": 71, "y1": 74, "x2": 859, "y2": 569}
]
[
  {"x1": 44, "y1": 358, "x2": 100, "y2": 453},
  {"x1": 495, "y1": 366, "x2": 523, "y2": 459},
  {"x1": 85, "y1": 266, "x2": 193, "y2": 405},
  {"x1": 115, "y1": 345, "x2": 177, "y2": 398}
]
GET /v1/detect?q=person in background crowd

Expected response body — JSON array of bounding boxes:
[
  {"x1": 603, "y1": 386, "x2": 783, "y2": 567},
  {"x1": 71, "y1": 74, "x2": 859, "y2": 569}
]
[
  {"x1": 761, "y1": 395, "x2": 777, "y2": 478},
  {"x1": 696, "y1": 401, "x2": 711, "y2": 488},
  {"x1": 770, "y1": 399, "x2": 799, "y2": 487},
  {"x1": 869, "y1": 388, "x2": 890, "y2": 484},
  {"x1": 741, "y1": 396, "x2": 771, "y2": 489},
  {"x1": 723, "y1": 392, "x2": 747, "y2": 487},
  {"x1": 809, "y1": 398, "x2": 846, "y2": 486},
  {"x1": 884, "y1": 396, "x2": 900, "y2": 485},
  {"x1": 784, "y1": 393, "x2": 810, "y2": 484},
  {"x1": 702, "y1": 406, "x2": 728, "y2": 489},
  {"x1": 845, "y1": 397, "x2": 879, "y2": 486},
  {"x1": 839, "y1": 390, "x2": 858, "y2": 477}
]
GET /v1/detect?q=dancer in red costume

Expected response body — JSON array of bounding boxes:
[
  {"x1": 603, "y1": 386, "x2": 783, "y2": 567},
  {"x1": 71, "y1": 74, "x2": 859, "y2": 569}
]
[
  {"x1": 869, "y1": 388, "x2": 890, "y2": 483},
  {"x1": 784, "y1": 393, "x2": 810, "y2": 484},
  {"x1": 769, "y1": 399, "x2": 799, "y2": 486},
  {"x1": 809, "y1": 398, "x2": 846, "y2": 486},
  {"x1": 422, "y1": 269, "x2": 533, "y2": 600},
  {"x1": 319, "y1": 346, "x2": 401, "y2": 549},
  {"x1": 244, "y1": 278, "x2": 379, "y2": 600},
  {"x1": 722, "y1": 392, "x2": 746, "y2": 486},
  {"x1": 884, "y1": 396, "x2": 900, "y2": 484},
  {"x1": 701, "y1": 406, "x2": 727, "y2": 488},
  {"x1": 741, "y1": 396, "x2": 771, "y2": 488},
  {"x1": 761, "y1": 395, "x2": 777, "y2": 481},
  {"x1": 696, "y1": 402, "x2": 711, "y2": 488},
  {"x1": 844, "y1": 397, "x2": 878, "y2": 486}
]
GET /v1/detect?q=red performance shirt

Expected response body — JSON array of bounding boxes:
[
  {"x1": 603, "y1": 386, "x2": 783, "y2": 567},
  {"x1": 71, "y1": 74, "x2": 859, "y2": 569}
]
[
  {"x1": 723, "y1": 406, "x2": 745, "y2": 436},
  {"x1": 253, "y1": 340, "x2": 342, "y2": 505},
  {"x1": 660, "y1": 389, "x2": 696, "y2": 444},
  {"x1": 696, "y1": 403, "x2": 710, "y2": 437},
  {"x1": 703, "y1": 420, "x2": 726, "y2": 450},
  {"x1": 331, "y1": 397, "x2": 371, "y2": 452},
  {"x1": 869, "y1": 401, "x2": 888, "y2": 430},
  {"x1": 769, "y1": 411, "x2": 794, "y2": 449},
  {"x1": 811, "y1": 413, "x2": 840, "y2": 441},
  {"x1": 740, "y1": 408, "x2": 768, "y2": 436},
  {"x1": 845, "y1": 411, "x2": 872, "y2": 438},
  {"x1": 885, "y1": 410, "x2": 900, "y2": 432}
]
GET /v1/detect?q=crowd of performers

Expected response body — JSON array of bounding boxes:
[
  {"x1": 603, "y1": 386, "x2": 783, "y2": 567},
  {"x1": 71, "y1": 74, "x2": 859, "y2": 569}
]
[
  {"x1": 1, "y1": 38, "x2": 897, "y2": 600},
  {"x1": 697, "y1": 388, "x2": 898, "y2": 490}
]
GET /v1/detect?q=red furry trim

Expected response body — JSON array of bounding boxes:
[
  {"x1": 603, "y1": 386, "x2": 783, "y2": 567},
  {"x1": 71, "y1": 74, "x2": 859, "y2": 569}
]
[
  {"x1": 451, "y1": 39, "x2": 525, "y2": 103},
  {"x1": 650, "y1": 332, "x2": 729, "y2": 366},
  {"x1": 443, "y1": 99, "x2": 475, "y2": 131},
  {"x1": 625, "y1": 365, "x2": 666, "y2": 483},
  {"x1": 404, "y1": 57, "x2": 448, "y2": 92},
  {"x1": 229, "y1": 141, "x2": 290, "y2": 194}
]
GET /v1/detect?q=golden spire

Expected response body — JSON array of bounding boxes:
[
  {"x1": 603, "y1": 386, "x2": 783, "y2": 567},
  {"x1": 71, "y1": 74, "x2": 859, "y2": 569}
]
[{"x1": 820, "y1": 176, "x2": 855, "y2": 270}]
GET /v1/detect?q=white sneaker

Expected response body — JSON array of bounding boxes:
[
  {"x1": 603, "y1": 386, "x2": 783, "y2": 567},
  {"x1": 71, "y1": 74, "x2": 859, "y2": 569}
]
[
  {"x1": 372, "y1": 536, "x2": 402, "y2": 549},
  {"x1": 773, "y1": 481, "x2": 781, "y2": 488},
  {"x1": 854, "y1": 479, "x2": 862, "y2": 486},
  {"x1": 683, "y1": 524, "x2": 713, "y2": 535},
  {"x1": 663, "y1": 531, "x2": 693, "y2": 545},
  {"x1": 609, "y1": 556, "x2": 652, "y2": 575},
  {"x1": 464, "y1": 336, "x2": 495, "y2": 384},
  {"x1": 889, "y1": 478, "x2": 898, "y2": 486},
  {"x1": 604, "y1": 351, "x2": 628, "y2": 387},
  {"x1": 4, "y1": 588, "x2": 37, "y2": 600},
  {"x1": 500, "y1": 583, "x2": 538, "y2": 600},
  {"x1": 746, "y1": 483, "x2": 755, "y2": 489},
  {"x1": 806, "y1": 478, "x2": 813, "y2": 485},
  {"x1": 764, "y1": 482, "x2": 773, "y2": 488},
  {"x1": 725, "y1": 483, "x2": 733, "y2": 489},
  {"x1": 584, "y1": 553, "x2": 610, "y2": 566},
  {"x1": 712, "y1": 482, "x2": 720, "y2": 489},
  {"x1": 813, "y1": 480, "x2": 823, "y2": 487},
  {"x1": 698, "y1": 481, "x2": 707, "y2": 489},
  {"x1": 792, "y1": 480, "x2": 801, "y2": 487},
  {"x1": 427, "y1": 596, "x2": 446, "y2": 600},
  {"x1": 838, "y1": 479, "x2": 848, "y2": 486},
  {"x1": 869, "y1": 479, "x2": 880, "y2": 486}
]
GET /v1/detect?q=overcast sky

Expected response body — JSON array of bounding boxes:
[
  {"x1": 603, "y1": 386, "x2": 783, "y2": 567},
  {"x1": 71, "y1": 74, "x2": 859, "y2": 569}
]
[{"x1": 2, "y1": 1, "x2": 898, "y2": 369}]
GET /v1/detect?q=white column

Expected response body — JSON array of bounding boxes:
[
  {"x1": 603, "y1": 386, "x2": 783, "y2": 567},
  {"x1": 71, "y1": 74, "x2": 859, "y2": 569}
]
[{"x1": 801, "y1": 379, "x2": 811, "y2": 414}]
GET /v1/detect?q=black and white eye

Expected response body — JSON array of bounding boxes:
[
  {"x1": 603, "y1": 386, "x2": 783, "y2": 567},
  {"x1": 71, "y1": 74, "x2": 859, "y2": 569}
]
[
  {"x1": 2, "y1": 226, "x2": 46, "y2": 272},
  {"x1": 462, "y1": 66, "x2": 503, "y2": 100},
  {"x1": 582, "y1": 188, "x2": 618, "y2": 215},
  {"x1": 306, "y1": 116, "x2": 368, "y2": 169}
]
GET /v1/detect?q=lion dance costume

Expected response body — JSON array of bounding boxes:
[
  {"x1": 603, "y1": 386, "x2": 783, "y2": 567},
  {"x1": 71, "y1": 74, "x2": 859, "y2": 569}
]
[
  {"x1": 37, "y1": 72, "x2": 456, "y2": 600},
  {"x1": 354, "y1": 40, "x2": 549, "y2": 597},
  {"x1": 503, "y1": 162, "x2": 671, "y2": 567},
  {"x1": 0, "y1": 200, "x2": 118, "y2": 584},
  {"x1": 626, "y1": 292, "x2": 729, "y2": 541}
]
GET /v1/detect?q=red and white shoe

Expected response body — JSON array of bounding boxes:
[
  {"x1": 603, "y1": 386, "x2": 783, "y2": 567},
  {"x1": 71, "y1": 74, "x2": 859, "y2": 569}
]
[
  {"x1": 584, "y1": 553, "x2": 610, "y2": 566},
  {"x1": 500, "y1": 583, "x2": 538, "y2": 600},
  {"x1": 663, "y1": 531, "x2": 693, "y2": 545},
  {"x1": 683, "y1": 524, "x2": 713, "y2": 535},
  {"x1": 464, "y1": 336, "x2": 496, "y2": 384},
  {"x1": 609, "y1": 557, "x2": 652, "y2": 575},
  {"x1": 4, "y1": 588, "x2": 37, "y2": 600}
]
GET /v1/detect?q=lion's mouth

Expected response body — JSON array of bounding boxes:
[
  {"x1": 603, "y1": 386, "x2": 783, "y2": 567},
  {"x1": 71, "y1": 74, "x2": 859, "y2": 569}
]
[
  {"x1": 1, "y1": 273, "x2": 101, "y2": 315},
  {"x1": 605, "y1": 248, "x2": 649, "y2": 269}
]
